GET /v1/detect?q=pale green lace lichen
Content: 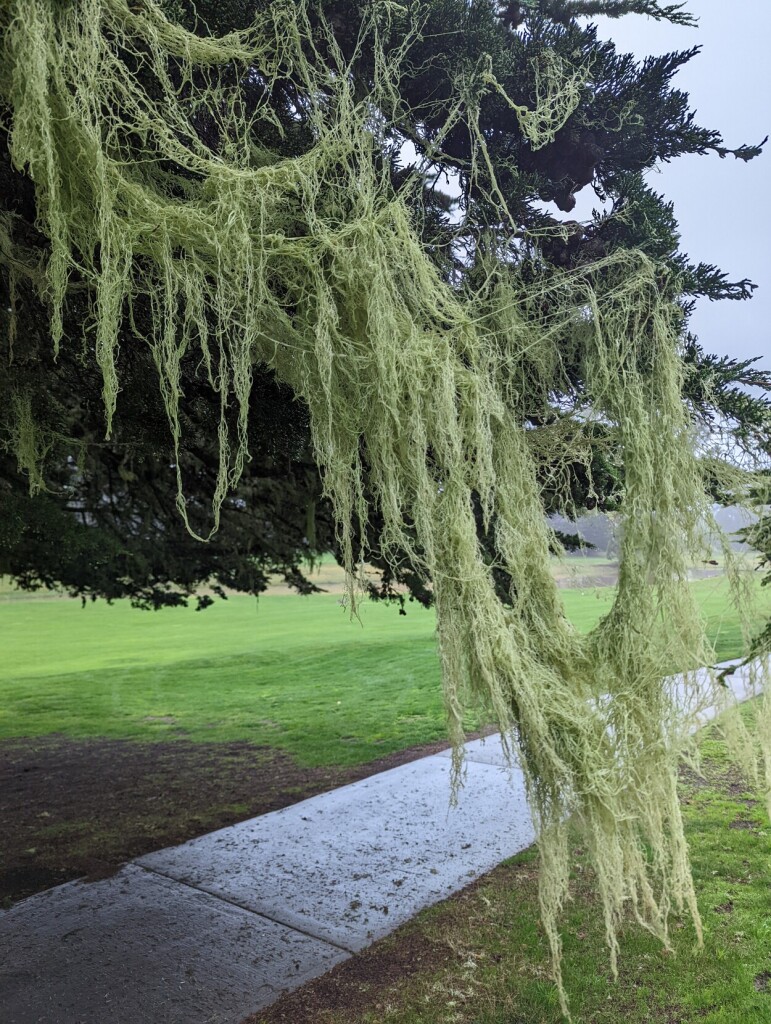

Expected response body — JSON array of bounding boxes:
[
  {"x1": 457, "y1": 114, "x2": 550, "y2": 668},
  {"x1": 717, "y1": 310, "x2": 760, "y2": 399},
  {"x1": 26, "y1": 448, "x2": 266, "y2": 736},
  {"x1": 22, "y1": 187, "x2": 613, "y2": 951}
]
[
  {"x1": 482, "y1": 48, "x2": 588, "y2": 150},
  {"x1": 8, "y1": 393, "x2": 49, "y2": 495},
  {"x1": 0, "y1": 1, "x2": 767, "y2": 1016}
]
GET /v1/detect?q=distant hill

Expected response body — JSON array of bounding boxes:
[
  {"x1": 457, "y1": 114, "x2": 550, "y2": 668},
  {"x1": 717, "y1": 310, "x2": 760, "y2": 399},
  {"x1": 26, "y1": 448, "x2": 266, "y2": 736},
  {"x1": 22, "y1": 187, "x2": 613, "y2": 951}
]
[
  {"x1": 549, "y1": 505, "x2": 759, "y2": 558},
  {"x1": 549, "y1": 512, "x2": 619, "y2": 556},
  {"x1": 707, "y1": 505, "x2": 759, "y2": 553}
]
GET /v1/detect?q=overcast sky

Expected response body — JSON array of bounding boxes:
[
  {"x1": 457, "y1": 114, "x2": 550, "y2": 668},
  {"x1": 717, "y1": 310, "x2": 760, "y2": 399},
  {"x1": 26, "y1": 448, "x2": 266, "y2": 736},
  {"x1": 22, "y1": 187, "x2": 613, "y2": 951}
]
[{"x1": 582, "y1": 1, "x2": 770, "y2": 373}]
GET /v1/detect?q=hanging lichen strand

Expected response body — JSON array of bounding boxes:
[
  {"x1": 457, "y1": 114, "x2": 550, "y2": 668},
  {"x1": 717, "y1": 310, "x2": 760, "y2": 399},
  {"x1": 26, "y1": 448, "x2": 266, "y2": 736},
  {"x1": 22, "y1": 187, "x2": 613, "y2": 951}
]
[{"x1": 1, "y1": 0, "x2": 766, "y2": 1013}]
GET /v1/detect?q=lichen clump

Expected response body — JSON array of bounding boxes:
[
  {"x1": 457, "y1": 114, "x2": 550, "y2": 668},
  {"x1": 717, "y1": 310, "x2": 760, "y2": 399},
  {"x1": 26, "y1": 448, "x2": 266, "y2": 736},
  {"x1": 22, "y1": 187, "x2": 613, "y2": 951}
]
[{"x1": 0, "y1": 0, "x2": 767, "y2": 1013}]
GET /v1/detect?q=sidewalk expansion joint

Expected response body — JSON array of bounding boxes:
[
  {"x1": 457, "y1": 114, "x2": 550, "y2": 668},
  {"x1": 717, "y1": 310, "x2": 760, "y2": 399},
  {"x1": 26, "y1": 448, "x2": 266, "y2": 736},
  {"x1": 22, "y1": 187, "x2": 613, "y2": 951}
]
[{"x1": 135, "y1": 861, "x2": 356, "y2": 955}]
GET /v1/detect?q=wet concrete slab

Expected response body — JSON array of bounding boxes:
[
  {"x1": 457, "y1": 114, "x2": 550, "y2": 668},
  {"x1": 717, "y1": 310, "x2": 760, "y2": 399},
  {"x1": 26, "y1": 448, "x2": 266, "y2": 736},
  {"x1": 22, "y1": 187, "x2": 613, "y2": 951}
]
[
  {"x1": 666, "y1": 659, "x2": 764, "y2": 733},
  {"x1": 0, "y1": 864, "x2": 348, "y2": 1024},
  {"x1": 693, "y1": 659, "x2": 761, "y2": 721},
  {"x1": 138, "y1": 755, "x2": 535, "y2": 951}
]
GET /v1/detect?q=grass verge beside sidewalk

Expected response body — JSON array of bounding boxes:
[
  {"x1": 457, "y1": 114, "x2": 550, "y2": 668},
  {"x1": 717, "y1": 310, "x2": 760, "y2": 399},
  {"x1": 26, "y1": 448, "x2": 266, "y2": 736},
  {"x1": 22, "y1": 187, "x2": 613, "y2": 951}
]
[{"x1": 252, "y1": 702, "x2": 771, "y2": 1024}]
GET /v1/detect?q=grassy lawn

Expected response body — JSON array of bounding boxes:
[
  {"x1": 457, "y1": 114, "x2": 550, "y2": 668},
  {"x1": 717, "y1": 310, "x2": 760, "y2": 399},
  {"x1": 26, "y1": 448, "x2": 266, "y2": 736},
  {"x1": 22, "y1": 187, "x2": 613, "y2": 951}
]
[
  {"x1": 255, "y1": 704, "x2": 771, "y2": 1024},
  {"x1": 0, "y1": 574, "x2": 768, "y2": 767}
]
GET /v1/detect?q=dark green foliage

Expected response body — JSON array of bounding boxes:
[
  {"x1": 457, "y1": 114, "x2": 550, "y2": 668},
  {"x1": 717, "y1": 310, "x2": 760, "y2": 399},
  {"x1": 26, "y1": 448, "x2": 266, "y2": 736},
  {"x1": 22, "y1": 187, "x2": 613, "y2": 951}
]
[
  {"x1": 518, "y1": 1, "x2": 696, "y2": 25},
  {"x1": 0, "y1": 0, "x2": 766, "y2": 612},
  {"x1": 740, "y1": 476, "x2": 771, "y2": 657},
  {"x1": 682, "y1": 342, "x2": 771, "y2": 462}
]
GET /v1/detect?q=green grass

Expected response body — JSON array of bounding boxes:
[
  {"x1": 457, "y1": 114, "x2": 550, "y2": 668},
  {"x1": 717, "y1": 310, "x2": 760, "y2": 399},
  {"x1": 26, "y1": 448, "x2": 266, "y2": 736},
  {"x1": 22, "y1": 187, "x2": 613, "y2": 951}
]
[{"x1": 0, "y1": 575, "x2": 768, "y2": 767}]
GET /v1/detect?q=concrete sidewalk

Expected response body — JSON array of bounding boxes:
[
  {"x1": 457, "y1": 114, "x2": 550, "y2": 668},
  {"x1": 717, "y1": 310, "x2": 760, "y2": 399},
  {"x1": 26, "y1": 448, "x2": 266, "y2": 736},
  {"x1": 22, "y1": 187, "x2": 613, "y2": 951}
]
[
  {"x1": 0, "y1": 659, "x2": 761, "y2": 1024},
  {"x1": 0, "y1": 734, "x2": 533, "y2": 1024}
]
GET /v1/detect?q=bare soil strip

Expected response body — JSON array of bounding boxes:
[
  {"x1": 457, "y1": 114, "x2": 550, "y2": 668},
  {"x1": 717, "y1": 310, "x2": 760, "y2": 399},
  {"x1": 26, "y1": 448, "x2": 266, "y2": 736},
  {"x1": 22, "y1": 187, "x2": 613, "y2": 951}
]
[{"x1": 0, "y1": 732, "x2": 493, "y2": 907}]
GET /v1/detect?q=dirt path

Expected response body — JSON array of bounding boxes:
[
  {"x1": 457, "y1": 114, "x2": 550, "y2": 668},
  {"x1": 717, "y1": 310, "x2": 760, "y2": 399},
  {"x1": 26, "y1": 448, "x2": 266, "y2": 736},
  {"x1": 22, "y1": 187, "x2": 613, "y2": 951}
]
[{"x1": 0, "y1": 731, "x2": 495, "y2": 908}]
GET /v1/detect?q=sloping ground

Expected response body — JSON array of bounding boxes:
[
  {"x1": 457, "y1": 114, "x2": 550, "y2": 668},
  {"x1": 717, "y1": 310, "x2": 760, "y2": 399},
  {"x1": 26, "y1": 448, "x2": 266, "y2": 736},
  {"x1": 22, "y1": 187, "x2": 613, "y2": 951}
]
[
  {"x1": 250, "y1": 713, "x2": 771, "y2": 1024},
  {"x1": 1, "y1": 674, "x2": 766, "y2": 1024},
  {"x1": 0, "y1": 731, "x2": 495, "y2": 907},
  {"x1": 0, "y1": 734, "x2": 534, "y2": 1024}
]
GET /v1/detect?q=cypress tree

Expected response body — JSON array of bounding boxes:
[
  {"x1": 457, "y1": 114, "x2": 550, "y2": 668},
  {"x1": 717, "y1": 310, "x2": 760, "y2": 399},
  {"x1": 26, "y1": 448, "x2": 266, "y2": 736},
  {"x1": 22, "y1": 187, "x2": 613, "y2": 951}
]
[{"x1": 0, "y1": 1, "x2": 768, "y2": 1010}]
